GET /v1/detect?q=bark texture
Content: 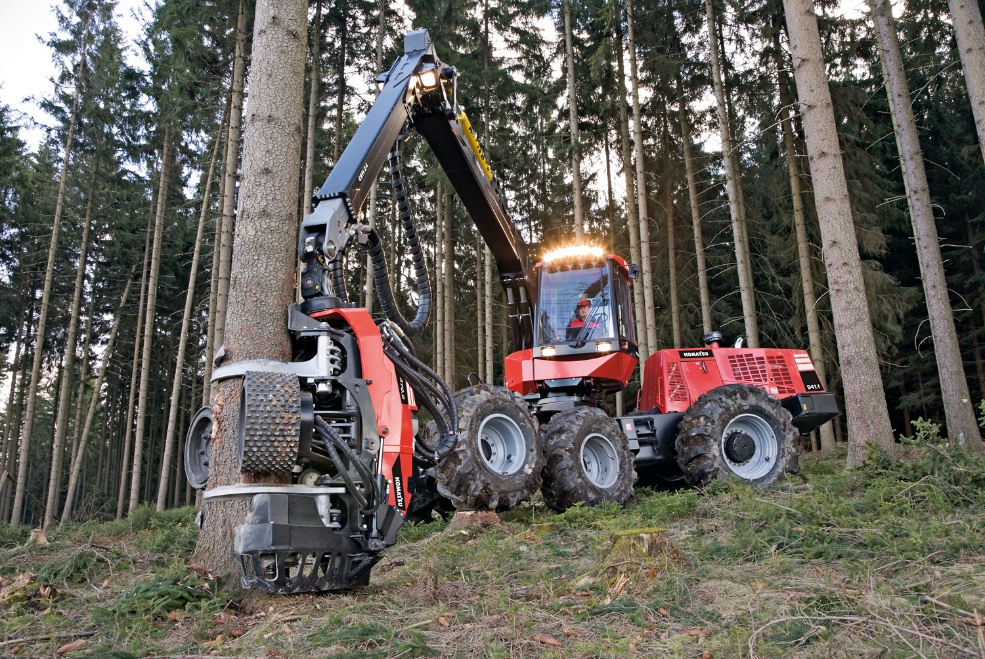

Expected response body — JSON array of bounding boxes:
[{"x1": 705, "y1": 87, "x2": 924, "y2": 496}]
[
  {"x1": 117, "y1": 208, "x2": 153, "y2": 518},
  {"x1": 61, "y1": 275, "x2": 134, "y2": 524},
  {"x1": 782, "y1": 0, "x2": 895, "y2": 464},
  {"x1": 214, "y1": 1, "x2": 248, "y2": 360},
  {"x1": 612, "y1": 7, "x2": 647, "y2": 360},
  {"x1": 705, "y1": 0, "x2": 759, "y2": 348},
  {"x1": 43, "y1": 172, "x2": 95, "y2": 528},
  {"x1": 948, "y1": 0, "x2": 985, "y2": 163},
  {"x1": 679, "y1": 84, "x2": 712, "y2": 334},
  {"x1": 627, "y1": 0, "x2": 657, "y2": 358},
  {"x1": 193, "y1": 0, "x2": 307, "y2": 578},
  {"x1": 778, "y1": 63, "x2": 835, "y2": 453},
  {"x1": 563, "y1": 0, "x2": 585, "y2": 240},
  {"x1": 870, "y1": 0, "x2": 983, "y2": 448},
  {"x1": 156, "y1": 130, "x2": 222, "y2": 511},
  {"x1": 130, "y1": 128, "x2": 175, "y2": 512},
  {"x1": 10, "y1": 64, "x2": 83, "y2": 526}
]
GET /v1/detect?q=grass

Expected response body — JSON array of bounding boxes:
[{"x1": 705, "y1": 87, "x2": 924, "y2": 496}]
[{"x1": 2, "y1": 445, "x2": 985, "y2": 657}]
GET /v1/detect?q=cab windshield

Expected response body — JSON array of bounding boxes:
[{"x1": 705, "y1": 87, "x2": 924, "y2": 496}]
[{"x1": 536, "y1": 265, "x2": 615, "y2": 346}]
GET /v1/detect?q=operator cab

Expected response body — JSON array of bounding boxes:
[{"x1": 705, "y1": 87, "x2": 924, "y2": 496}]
[{"x1": 533, "y1": 246, "x2": 638, "y2": 359}]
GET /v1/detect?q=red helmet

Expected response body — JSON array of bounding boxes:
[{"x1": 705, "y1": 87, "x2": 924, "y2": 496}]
[{"x1": 576, "y1": 300, "x2": 590, "y2": 308}]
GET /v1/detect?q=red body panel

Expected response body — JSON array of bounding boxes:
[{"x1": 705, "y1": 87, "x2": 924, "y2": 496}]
[
  {"x1": 311, "y1": 307, "x2": 415, "y2": 512},
  {"x1": 640, "y1": 347, "x2": 825, "y2": 413},
  {"x1": 504, "y1": 349, "x2": 638, "y2": 395}
]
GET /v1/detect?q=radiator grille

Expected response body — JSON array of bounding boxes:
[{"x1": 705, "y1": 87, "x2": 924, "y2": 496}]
[
  {"x1": 667, "y1": 362, "x2": 689, "y2": 403},
  {"x1": 728, "y1": 353, "x2": 769, "y2": 383},
  {"x1": 767, "y1": 355, "x2": 796, "y2": 395},
  {"x1": 727, "y1": 353, "x2": 796, "y2": 395}
]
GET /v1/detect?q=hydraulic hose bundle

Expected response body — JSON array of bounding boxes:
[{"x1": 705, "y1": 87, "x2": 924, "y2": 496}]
[
  {"x1": 329, "y1": 131, "x2": 431, "y2": 338},
  {"x1": 322, "y1": 130, "x2": 457, "y2": 466},
  {"x1": 379, "y1": 321, "x2": 458, "y2": 466}
]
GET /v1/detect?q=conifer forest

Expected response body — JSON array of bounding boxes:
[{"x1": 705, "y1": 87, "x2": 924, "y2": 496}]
[{"x1": 2, "y1": 0, "x2": 985, "y2": 535}]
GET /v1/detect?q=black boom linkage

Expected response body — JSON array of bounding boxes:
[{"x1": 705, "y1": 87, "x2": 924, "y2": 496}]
[{"x1": 298, "y1": 29, "x2": 536, "y2": 352}]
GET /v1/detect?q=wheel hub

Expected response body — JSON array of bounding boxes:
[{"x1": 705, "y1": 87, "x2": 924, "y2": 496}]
[
  {"x1": 580, "y1": 433, "x2": 620, "y2": 489},
  {"x1": 478, "y1": 413, "x2": 527, "y2": 476},
  {"x1": 724, "y1": 431, "x2": 756, "y2": 463},
  {"x1": 719, "y1": 413, "x2": 779, "y2": 480}
]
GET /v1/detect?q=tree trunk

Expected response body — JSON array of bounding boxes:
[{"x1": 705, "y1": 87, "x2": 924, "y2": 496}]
[
  {"x1": 778, "y1": 62, "x2": 835, "y2": 454},
  {"x1": 61, "y1": 274, "x2": 134, "y2": 524},
  {"x1": 11, "y1": 62, "x2": 84, "y2": 527},
  {"x1": 481, "y1": 1, "x2": 493, "y2": 383},
  {"x1": 626, "y1": 0, "x2": 658, "y2": 357},
  {"x1": 156, "y1": 130, "x2": 223, "y2": 511},
  {"x1": 43, "y1": 174, "x2": 97, "y2": 528},
  {"x1": 705, "y1": 0, "x2": 759, "y2": 348},
  {"x1": 444, "y1": 192, "x2": 454, "y2": 387},
  {"x1": 613, "y1": 5, "x2": 648, "y2": 360},
  {"x1": 665, "y1": 175, "x2": 680, "y2": 347},
  {"x1": 678, "y1": 81, "x2": 712, "y2": 334},
  {"x1": 947, "y1": 0, "x2": 985, "y2": 164},
  {"x1": 364, "y1": 0, "x2": 385, "y2": 312},
  {"x1": 130, "y1": 127, "x2": 175, "y2": 512},
  {"x1": 3, "y1": 341, "x2": 32, "y2": 521},
  {"x1": 718, "y1": 24, "x2": 757, "y2": 319},
  {"x1": 782, "y1": 0, "x2": 895, "y2": 464},
  {"x1": 870, "y1": 0, "x2": 983, "y2": 449},
  {"x1": 215, "y1": 0, "x2": 248, "y2": 361},
  {"x1": 477, "y1": 234, "x2": 485, "y2": 381},
  {"x1": 485, "y1": 245, "x2": 494, "y2": 382},
  {"x1": 117, "y1": 199, "x2": 153, "y2": 519},
  {"x1": 563, "y1": 0, "x2": 585, "y2": 240},
  {"x1": 301, "y1": 0, "x2": 322, "y2": 220},
  {"x1": 203, "y1": 104, "x2": 231, "y2": 405},
  {"x1": 1, "y1": 295, "x2": 27, "y2": 478},
  {"x1": 69, "y1": 293, "x2": 96, "y2": 470},
  {"x1": 604, "y1": 131, "x2": 623, "y2": 415},
  {"x1": 0, "y1": 293, "x2": 29, "y2": 519},
  {"x1": 333, "y1": 2, "x2": 348, "y2": 163},
  {"x1": 193, "y1": 0, "x2": 307, "y2": 579},
  {"x1": 435, "y1": 183, "x2": 444, "y2": 381}
]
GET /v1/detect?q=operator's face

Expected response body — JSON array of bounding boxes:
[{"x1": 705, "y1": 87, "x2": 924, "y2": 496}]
[{"x1": 577, "y1": 305, "x2": 589, "y2": 319}]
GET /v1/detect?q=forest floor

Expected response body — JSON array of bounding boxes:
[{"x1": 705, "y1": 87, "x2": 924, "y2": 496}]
[{"x1": 2, "y1": 443, "x2": 985, "y2": 658}]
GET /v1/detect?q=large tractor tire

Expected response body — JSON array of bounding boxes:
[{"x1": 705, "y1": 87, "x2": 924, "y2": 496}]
[
  {"x1": 675, "y1": 384, "x2": 800, "y2": 488},
  {"x1": 541, "y1": 407, "x2": 636, "y2": 511},
  {"x1": 430, "y1": 384, "x2": 543, "y2": 511}
]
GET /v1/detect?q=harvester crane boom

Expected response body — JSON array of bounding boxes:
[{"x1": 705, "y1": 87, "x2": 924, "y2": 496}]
[{"x1": 298, "y1": 29, "x2": 534, "y2": 351}]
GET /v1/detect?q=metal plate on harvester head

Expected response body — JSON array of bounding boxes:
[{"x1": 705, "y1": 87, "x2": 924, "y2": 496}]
[{"x1": 238, "y1": 371, "x2": 302, "y2": 474}]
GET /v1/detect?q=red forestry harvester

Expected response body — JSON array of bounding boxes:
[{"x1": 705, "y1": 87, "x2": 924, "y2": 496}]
[{"x1": 184, "y1": 30, "x2": 839, "y2": 594}]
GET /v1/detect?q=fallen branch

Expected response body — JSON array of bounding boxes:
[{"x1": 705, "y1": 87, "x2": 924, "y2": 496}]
[
  {"x1": 0, "y1": 631, "x2": 97, "y2": 649},
  {"x1": 748, "y1": 615, "x2": 978, "y2": 658}
]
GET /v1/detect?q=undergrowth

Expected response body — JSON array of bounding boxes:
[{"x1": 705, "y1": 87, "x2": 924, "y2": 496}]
[{"x1": 0, "y1": 447, "x2": 982, "y2": 657}]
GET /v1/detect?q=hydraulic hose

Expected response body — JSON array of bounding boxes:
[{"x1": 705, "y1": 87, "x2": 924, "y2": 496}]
[
  {"x1": 380, "y1": 323, "x2": 459, "y2": 462},
  {"x1": 356, "y1": 137, "x2": 431, "y2": 337},
  {"x1": 328, "y1": 258, "x2": 349, "y2": 303},
  {"x1": 314, "y1": 416, "x2": 379, "y2": 511}
]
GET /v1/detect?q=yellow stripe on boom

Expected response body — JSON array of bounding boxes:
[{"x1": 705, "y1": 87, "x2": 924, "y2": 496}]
[{"x1": 458, "y1": 111, "x2": 494, "y2": 182}]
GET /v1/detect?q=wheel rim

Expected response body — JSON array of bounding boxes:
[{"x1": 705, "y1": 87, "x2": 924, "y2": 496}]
[
  {"x1": 185, "y1": 407, "x2": 214, "y2": 490},
  {"x1": 720, "y1": 413, "x2": 778, "y2": 480},
  {"x1": 580, "y1": 433, "x2": 620, "y2": 489},
  {"x1": 478, "y1": 413, "x2": 527, "y2": 475}
]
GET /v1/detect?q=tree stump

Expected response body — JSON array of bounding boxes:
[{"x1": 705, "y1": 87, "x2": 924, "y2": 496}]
[{"x1": 599, "y1": 528, "x2": 679, "y2": 599}]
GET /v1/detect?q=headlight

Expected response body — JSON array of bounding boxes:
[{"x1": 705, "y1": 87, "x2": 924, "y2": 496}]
[
  {"x1": 540, "y1": 346, "x2": 556, "y2": 357},
  {"x1": 413, "y1": 66, "x2": 439, "y2": 90},
  {"x1": 543, "y1": 244, "x2": 604, "y2": 263},
  {"x1": 595, "y1": 341, "x2": 612, "y2": 353}
]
